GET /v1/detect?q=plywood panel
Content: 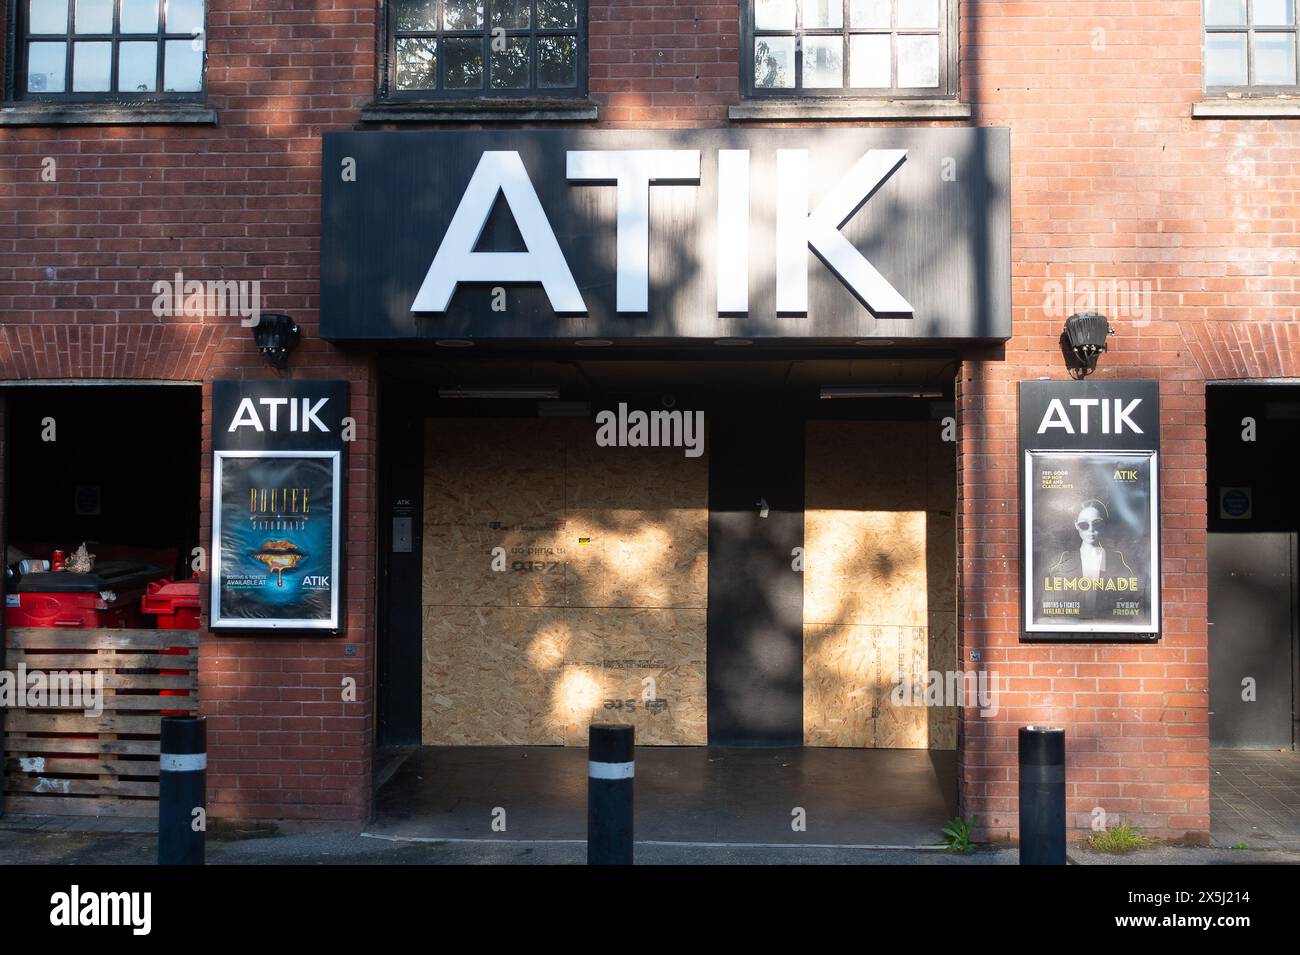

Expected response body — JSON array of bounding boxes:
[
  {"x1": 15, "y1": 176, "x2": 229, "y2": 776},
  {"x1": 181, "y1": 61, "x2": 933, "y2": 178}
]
[
  {"x1": 421, "y1": 606, "x2": 707, "y2": 745},
  {"x1": 803, "y1": 421, "x2": 956, "y2": 748},
  {"x1": 423, "y1": 419, "x2": 573, "y2": 608},
  {"x1": 565, "y1": 436, "x2": 709, "y2": 609},
  {"x1": 421, "y1": 419, "x2": 708, "y2": 745}
]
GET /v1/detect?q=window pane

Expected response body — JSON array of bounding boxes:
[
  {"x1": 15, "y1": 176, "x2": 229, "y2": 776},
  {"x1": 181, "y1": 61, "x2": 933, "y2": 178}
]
[
  {"x1": 492, "y1": 0, "x2": 529, "y2": 28},
  {"x1": 803, "y1": 35, "x2": 843, "y2": 87},
  {"x1": 166, "y1": 0, "x2": 204, "y2": 34},
  {"x1": 536, "y1": 0, "x2": 577, "y2": 29},
  {"x1": 121, "y1": 0, "x2": 160, "y2": 32},
  {"x1": 755, "y1": 0, "x2": 795, "y2": 30},
  {"x1": 1204, "y1": 0, "x2": 1246, "y2": 25},
  {"x1": 74, "y1": 0, "x2": 112, "y2": 32},
  {"x1": 395, "y1": 0, "x2": 437, "y2": 31},
  {"x1": 29, "y1": 0, "x2": 69, "y2": 34},
  {"x1": 491, "y1": 37, "x2": 530, "y2": 87},
  {"x1": 118, "y1": 40, "x2": 157, "y2": 90},
  {"x1": 850, "y1": 32, "x2": 890, "y2": 86},
  {"x1": 26, "y1": 41, "x2": 67, "y2": 92},
  {"x1": 163, "y1": 37, "x2": 203, "y2": 90},
  {"x1": 1255, "y1": 0, "x2": 1295, "y2": 24},
  {"x1": 443, "y1": 0, "x2": 484, "y2": 30},
  {"x1": 804, "y1": 0, "x2": 842, "y2": 29},
  {"x1": 897, "y1": 33, "x2": 939, "y2": 86},
  {"x1": 71, "y1": 39, "x2": 111, "y2": 89},
  {"x1": 395, "y1": 36, "x2": 437, "y2": 88},
  {"x1": 444, "y1": 37, "x2": 484, "y2": 88},
  {"x1": 754, "y1": 36, "x2": 794, "y2": 87},
  {"x1": 538, "y1": 35, "x2": 576, "y2": 86},
  {"x1": 850, "y1": 0, "x2": 889, "y2": 28},
  {"x1": 897, "y1": 0, "x2": 939, "y2": 28},
  {"x1": 1254, "y1": 31, "x2": 1296, "y2": 83},
  {"x1": 1205, "y1": 31, "x2": 1248, "y2": 84}
]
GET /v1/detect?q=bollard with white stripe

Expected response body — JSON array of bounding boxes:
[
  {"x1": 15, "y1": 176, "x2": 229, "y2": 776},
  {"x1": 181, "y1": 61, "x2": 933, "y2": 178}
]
[
  {"x1": 588, "y1": 722, "x2": 634, "y2": 865},
  {"x1": 158, "y1": 715, "x2": 206, "y2": 866}
]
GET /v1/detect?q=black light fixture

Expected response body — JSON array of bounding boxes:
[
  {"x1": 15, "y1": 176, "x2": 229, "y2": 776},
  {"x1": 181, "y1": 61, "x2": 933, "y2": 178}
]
[
  {"x1": 252, "y1": 313, "x2": 300, "y2": 370},
  {"x1": 1062, "y1": 311, "x2": 1113, "y2": 378}
]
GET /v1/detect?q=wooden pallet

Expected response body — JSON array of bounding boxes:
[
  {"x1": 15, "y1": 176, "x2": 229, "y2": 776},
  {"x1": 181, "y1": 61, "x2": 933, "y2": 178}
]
[{"x1": 2, "y1": 628, "x2": 199, "y2": 818}]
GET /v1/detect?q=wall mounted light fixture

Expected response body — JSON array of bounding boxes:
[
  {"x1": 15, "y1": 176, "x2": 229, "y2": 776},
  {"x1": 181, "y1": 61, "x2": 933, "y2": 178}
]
[
  {"x1": 252, "y1": 313, "x2": 300, "y2": 370},
  {"x1": 1063, "y1": 311, "x2": 1113, "y2": 378}
]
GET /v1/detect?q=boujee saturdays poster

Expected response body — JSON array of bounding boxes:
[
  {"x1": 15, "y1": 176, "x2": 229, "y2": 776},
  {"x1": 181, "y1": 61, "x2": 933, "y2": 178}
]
[{"x1": 214, "y1": 452, "x2": 339, "y2": 628}]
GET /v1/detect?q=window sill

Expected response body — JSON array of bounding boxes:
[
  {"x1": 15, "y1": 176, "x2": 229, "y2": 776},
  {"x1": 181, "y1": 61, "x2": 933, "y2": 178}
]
[
  {"x1": 0, "y1": 104, "x2": 217, "y2": 126},
  {"x1": 728, "y1": 98, "x2": 971, "y2": 121},
  {"x1": 1192, "y1": 97, "x2": 1300, "y2": 118},
  {"x1": 360, "y1": 98, "x2": 597, "y2": 123}
]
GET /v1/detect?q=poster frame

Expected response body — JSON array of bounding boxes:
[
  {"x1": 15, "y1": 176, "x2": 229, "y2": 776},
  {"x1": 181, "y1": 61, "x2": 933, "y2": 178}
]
[
  {"x1": 210, "y1": 449, "x2": 342, "y2": 632},
  {"x1": 1021, "y1": 447, "x2": 1161, "y2": 643}
]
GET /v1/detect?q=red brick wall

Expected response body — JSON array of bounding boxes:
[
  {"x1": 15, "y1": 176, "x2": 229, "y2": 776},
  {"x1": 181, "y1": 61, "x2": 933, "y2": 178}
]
[
  {"x1": 955, "y1": 1, "x2": 1294, "y2": 843},
  {"x1": 0, "y1": 0, "x2": 380, "y2": 825},
  {"x1": 4, "y1": 0, "x2": 1299, "y2": 836}
]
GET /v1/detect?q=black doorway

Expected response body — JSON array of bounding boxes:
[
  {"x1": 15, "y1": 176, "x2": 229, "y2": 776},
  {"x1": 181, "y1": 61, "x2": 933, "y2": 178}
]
[{"x1": 1207, "y1": 383, "x2": 1300, "y2": 750}]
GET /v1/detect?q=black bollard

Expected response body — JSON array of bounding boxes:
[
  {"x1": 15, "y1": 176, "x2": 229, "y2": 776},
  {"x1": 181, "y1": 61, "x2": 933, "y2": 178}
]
[
  {"x1": 158, "y1": 716, "x2": 206, "y2": 865},
  {"x1": 587, "y1": 722, "x2": 634, "y2": 865},
  {"x1": 1019, "y1": 725, "x2": 1066, "y2": 865}
]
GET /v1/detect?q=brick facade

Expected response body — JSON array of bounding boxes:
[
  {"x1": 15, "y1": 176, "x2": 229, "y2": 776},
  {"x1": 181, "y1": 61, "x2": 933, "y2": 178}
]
[{"x1": 2, "y1": 0, "x2": 1296, "y2": 837}]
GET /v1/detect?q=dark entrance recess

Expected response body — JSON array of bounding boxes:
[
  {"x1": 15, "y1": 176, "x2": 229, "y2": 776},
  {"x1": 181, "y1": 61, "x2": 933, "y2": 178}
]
[
  {"x1": 1207, "y1": 383, "x2": 1300, "y2": 750},
  {"x1": 706, "y1": 405, "x2": 804, "y2": 746},
  {"x1": 2, "y1": 385, "x2": 202, "y2": 581},
  {"x1": 376, "y1": 351, "x2": 959, "y2": 751},
  {"x1": 0, "y1": 384, "x2": 202, "y2": 815}
]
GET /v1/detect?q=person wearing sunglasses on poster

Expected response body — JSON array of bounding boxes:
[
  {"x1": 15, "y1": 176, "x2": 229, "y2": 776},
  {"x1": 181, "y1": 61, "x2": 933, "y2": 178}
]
[
  {"x1": 1050, "y1": 499, "x2": 1137, "y2": 576},
  {"x1": 1047, "y1": 499, "x2": 1140, "y2": 620}
]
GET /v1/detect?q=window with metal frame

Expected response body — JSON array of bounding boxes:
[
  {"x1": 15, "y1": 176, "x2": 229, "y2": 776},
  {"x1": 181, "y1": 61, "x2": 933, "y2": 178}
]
[
  {"x1": 383, "y1": 0, "x2": 586, "y2": 98},
  {"x1": 1204, "y1": 0, "x2": 1299, "y2": 91},
  {"x1": 745, "y1": 0, "x2": 957, "y2": 97},
  {"x1": 13, "y1": 0, "x2": 206, "y2": 102}
]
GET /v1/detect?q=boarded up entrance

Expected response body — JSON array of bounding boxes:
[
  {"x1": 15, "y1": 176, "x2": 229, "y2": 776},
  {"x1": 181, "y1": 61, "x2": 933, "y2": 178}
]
[
  {"x1": 803, "y1": 421, "x2": 957, "y2": 748},
  {"x1": 421, "y1": 418, "x2": 708, "y2": 745}
]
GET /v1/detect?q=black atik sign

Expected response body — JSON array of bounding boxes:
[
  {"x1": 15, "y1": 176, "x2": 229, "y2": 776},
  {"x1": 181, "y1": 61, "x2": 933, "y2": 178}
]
[{"x1": 213, "y1": 380, "x2": 348, "y2": 452}]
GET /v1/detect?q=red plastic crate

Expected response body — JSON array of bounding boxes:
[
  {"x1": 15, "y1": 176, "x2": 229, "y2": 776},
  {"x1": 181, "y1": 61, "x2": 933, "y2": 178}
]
[{"x1": 141, "y1": 579, "x2": 201, "y2": 715}]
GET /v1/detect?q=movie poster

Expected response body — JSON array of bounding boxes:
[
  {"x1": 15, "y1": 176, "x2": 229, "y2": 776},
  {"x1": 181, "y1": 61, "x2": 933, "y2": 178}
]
[
  {"x1": 212, "y1": 451, "x2": 341, "y2": 629},
  {"x1": 1024, "y1": 450, "x2": 1159, "y2": 636}
]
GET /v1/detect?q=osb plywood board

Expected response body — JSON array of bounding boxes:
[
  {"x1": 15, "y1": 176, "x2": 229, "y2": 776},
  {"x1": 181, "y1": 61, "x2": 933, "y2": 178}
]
[
  {"x1": 803, "y1": 421, "x2": 957, "y2": 749},
  {"x1": 422, "y1": 418, "x2": 708, "y2": 745},
  {"x1": 423, "y1": 418, "x2": 574, "y2": 608},
  {"x1": 422, "y1": 419, "x2": 708, "y2": 610},
  {"x1": 564, "y1": 435, "x2": 708, "y2": 608},
  {"x1": 421, "y1": 606, "x2": 707, "y2": 745}
]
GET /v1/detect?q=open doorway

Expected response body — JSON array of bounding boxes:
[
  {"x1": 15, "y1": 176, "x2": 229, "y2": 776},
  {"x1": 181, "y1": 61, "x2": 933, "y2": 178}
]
[
  {"x1": 1207, "y1": 382, "x2": 1300, "y2": 849},
  {"x1": 1, "y1": 383, "x2": 202, "y2": 819}
]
